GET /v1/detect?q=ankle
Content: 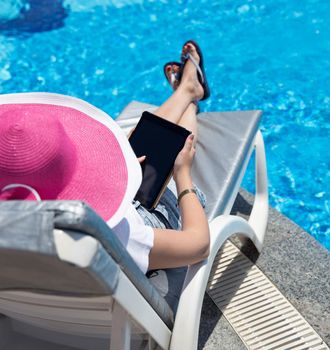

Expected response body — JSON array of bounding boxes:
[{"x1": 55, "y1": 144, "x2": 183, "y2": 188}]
[{"x1": 178, "y1": 80, "x2": 196, "y2": 102}]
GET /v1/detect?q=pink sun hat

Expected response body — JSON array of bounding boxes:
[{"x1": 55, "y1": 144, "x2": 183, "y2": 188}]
[{"x1": 0, "y1": 92, "x2": 142, "y2": 228}]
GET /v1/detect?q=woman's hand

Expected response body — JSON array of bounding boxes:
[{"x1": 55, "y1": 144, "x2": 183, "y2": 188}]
[{"x1": 173, "y1": 134, "x2": 195, "y2": 180}]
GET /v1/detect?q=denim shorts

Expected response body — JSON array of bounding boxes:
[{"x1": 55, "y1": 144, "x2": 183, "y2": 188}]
[{"x1": 133, "y1": 178, "x2": 206, "y2": 230}]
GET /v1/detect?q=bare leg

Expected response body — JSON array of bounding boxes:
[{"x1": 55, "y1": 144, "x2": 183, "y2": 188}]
[
  {"x1": 163, "y1": 63, "x2": 198, "y2": 135},
  {"x1": 178, "y1": 102, "x2": 198, "y2": 139},
  {"x1": 153, "y1": 43, "x2": 203, "y2": 125},
  {"x1": 153, "y1": 86, "x2": 194, "y2": 124}
]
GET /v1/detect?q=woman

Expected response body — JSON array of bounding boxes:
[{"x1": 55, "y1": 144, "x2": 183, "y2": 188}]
[
  {"x1": 0, "y1": 40, "x2": 210, "y2": 274},
  {"x1": 137, "y1": 40, "x2": 210, "y2": 271}
]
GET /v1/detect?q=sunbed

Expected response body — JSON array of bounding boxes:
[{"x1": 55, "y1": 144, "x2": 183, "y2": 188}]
[{"x1": 0, "y1": 94, "x2": 268, "y2": 350}]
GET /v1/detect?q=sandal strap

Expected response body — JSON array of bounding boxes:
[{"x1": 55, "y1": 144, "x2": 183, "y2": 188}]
[
  {"x1": 170, "y1": 71, "x2": 177, "y2": 86},
  {"x1": 182, "y1": 52, "x2": 204, "y2": 84}
]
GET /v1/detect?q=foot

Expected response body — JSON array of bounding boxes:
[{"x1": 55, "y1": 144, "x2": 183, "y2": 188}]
[
  {"x1": 179, "y1": 43, "x2": 204, "y2": 101},
  {"x1": 164, "y1": 62, "x2": 181, "y2": 90}
]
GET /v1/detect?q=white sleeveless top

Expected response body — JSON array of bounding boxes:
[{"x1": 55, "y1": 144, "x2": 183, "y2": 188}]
[{"x1": 111, "y1": 203, "x2": 154, "y2": 273}]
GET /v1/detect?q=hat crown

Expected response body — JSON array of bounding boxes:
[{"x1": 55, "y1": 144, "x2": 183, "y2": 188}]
[
  {"x1": 0, "y1": 106, "x2": 76, "y2": 199},
  {"x1": 0, "y1": 94, "x2": 136, "y2": 226}
]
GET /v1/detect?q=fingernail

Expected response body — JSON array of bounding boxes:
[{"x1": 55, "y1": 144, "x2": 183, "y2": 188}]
[{"x1": 189, "y1": 134, "x2": 195, "y2": 140}]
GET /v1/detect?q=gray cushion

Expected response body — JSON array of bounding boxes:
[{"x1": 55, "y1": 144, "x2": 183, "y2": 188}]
[
  {"x1": 193, "y1": 110, "x2": 261, "y2": 218},
  {"x1": 0, "y1": 201, "x2": 174, "y2": 329}
]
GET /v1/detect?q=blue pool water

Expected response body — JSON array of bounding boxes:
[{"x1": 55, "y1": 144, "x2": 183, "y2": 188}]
[{"x1": 0, "y1": 0, "x2": 329, "y2": 249}]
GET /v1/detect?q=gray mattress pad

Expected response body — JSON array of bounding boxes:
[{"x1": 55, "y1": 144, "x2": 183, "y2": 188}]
[{"x1": 118, "y1": 101, "x2": 262, "y2": 314}]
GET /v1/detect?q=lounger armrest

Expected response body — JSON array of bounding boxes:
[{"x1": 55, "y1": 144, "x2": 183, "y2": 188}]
[
  {"x1": 248, "y1": 130, "x2": 269, "y2": 250},
  {"x1": 170, "y1": 214, "x2": 257, "y2": 350},
  {"x1": 0, "y1": 200, "x2": 174, "y2": 330}
]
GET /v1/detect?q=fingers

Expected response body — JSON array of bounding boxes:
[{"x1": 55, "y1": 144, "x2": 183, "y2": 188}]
[
  {"x1": 173, "y1": 134, "x2": 196, "y2": 178},
  {"x1": 185, "y1": 133, "x2": 194, "y2": 146},
  {"x1": 184, "y1": 134, "x2": 195, "y2": 152},
  {"x1": 137, "y1": 155, "x2": 146, "y2": 163}
]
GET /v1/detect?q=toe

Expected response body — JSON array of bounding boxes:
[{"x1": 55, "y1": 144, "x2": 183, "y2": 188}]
[
  {"x1": 185, "y1": 42, "x2": 200, "y2": 63},
  {"x1": 182, "y1": 44, "x2": 190, "y2": 58},
  {"x1": 165, "y1": 64, "x2": 179, "y2": 77},
  {"x1": 164, "y1": 63, "x2": 181, "y2": 89},
  {"x1": 165, "y1": 65, "x2": 172, "y2": 80}
]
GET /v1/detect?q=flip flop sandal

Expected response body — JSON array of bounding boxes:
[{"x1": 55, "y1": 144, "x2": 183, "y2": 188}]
[
  {"x1": 163, "y1": 61, "x2": 182, "y2": 89},
  {"x1": 163, "y1": 61, "x2": 200, "y2": 112},
  {"x1": 181, "y1": 40, "x2": 211, "y2": 101}
]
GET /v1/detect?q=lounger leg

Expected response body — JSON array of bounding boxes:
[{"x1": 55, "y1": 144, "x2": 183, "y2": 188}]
[
  {"x1": 171, "y1": 211, "x2": 265, "y2": 349},
  {"x1": 110, "y1": 301, "x2": 132, "y2": 350},
  {"x1": 248, "y1": 130, "x2": 269, "y2": 251}
]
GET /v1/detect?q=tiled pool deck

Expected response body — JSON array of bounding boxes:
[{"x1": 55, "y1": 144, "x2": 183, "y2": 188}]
[{"x1": 199, "y1": 189, "x2": 330, "y2": 349}]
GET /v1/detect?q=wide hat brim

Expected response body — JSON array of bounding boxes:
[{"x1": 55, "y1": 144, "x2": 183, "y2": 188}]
[{"x1": 0, "y1": 92, "x2": 142, "y2": 228}]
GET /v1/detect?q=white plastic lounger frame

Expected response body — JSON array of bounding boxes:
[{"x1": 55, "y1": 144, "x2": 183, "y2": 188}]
[
  {"x1": 115, "y1": 120, "x2": 268, "y2": 350},
  {"x1": 170, "y1": 130, "x2": 268, "y2": 349},
  {"x1": 112, "y1": 107, "x2": 268, "y2": 349},
  {"x1": 0, "y1": 102, "x2": 268, "y2": 350},
  {"x1": 0, "y1": 272, "x2": 171, "y2": 350}
]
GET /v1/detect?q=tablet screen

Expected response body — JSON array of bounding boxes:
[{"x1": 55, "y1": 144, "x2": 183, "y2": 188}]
[{"x1": 129, "y1": 111, "x2": 191, "y2": 209}]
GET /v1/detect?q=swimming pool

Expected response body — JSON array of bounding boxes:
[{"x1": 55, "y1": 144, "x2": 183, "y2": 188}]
[{"x1": 0, "y1": 0, "x2": 329, "y2": 249}]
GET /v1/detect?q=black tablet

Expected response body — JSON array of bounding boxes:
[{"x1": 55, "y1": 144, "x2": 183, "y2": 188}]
[{"x1": 129, "y1": 111, "x2": 191, "y2": 210}]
